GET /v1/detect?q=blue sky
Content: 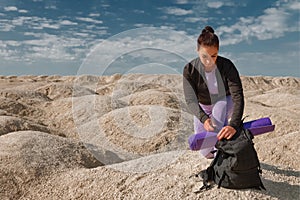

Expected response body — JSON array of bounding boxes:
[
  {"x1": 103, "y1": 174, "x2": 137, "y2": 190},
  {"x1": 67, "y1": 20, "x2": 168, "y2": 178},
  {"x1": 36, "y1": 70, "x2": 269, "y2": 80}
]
[{"x1": 0, "y1": 0, "x2": 299, "y2": 77}]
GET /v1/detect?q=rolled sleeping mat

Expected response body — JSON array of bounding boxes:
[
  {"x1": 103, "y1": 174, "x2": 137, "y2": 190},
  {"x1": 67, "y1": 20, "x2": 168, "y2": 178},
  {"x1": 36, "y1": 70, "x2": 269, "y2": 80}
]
[
  {"x1": 189, "y1": 117, "x2": 275, "y2": 151},
  {"x1": 243, "y1": 117, "x2": 275, "y2": 136},
  {"x1": 188, "y1": 131, "x2": 217, "y2": 151}
]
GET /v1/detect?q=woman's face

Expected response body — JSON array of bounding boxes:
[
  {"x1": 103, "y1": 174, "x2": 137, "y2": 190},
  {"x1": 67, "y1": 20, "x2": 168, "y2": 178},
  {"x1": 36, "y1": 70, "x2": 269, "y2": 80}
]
[{"x1": 197, "y1": 45, "x2": 218, "y2": 71}]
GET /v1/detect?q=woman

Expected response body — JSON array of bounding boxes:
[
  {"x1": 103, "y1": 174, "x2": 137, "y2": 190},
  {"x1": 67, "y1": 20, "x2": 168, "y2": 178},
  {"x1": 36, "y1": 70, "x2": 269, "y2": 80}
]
[{"x1": 183, "y1": 26, "x2": 244, "y2": 158}]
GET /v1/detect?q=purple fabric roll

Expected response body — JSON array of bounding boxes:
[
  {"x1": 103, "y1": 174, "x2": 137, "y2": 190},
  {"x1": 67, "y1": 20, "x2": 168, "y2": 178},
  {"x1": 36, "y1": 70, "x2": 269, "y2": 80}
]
[
  {"x1": 188, "y1": 132, "x2": 217, "y2": 151},
  {"x1": 243, "y1": 117, "x2": 274, "y2": 136},
  {"x1": 243, "y1": 117, "x2": 272, "y2": 129},
  {"x1": 189, "y1": 117, "x2": 275, "y2": 151},
  {"x1": 248, "y1": 125, "x2": 275, "y2": 136}
]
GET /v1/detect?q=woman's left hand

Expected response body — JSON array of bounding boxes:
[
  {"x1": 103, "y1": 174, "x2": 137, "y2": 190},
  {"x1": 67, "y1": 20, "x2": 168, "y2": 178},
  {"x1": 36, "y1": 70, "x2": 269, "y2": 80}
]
[{"x1": 217, "y1": 126, "x2": 236, "y2": 140}]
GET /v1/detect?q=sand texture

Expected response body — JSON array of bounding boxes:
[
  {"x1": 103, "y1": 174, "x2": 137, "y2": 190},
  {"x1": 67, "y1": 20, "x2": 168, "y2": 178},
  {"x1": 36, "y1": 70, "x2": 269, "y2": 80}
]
[{"x1": 0, "y1": 74, "x2": 299, "y2": 200}]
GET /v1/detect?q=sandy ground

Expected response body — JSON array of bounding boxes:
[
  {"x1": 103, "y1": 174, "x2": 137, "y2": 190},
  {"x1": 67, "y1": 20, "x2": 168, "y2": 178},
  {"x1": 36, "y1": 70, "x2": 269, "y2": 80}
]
[{"x1": 0, "y1": 74, "x2": 299, "y2": 200}]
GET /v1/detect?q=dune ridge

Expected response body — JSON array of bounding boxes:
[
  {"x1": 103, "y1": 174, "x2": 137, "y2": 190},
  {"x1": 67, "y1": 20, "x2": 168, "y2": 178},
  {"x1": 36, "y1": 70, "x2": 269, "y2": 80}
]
[{"x1": 0, "y1": 74, "x2": 299, "y2": 199}]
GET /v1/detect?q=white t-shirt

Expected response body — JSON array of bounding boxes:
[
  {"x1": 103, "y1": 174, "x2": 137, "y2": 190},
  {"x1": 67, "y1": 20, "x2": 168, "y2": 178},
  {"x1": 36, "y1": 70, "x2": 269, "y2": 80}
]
[{"x1": 205, "y1": 67, "x2": 218, "y2": 94}]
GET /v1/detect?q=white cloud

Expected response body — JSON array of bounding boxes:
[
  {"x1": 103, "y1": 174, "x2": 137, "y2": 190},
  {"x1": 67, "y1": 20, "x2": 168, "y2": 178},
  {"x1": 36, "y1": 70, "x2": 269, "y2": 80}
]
[
  {"x1": 29, "y1": 45, "x2": 75, "y2": 60},
  {"x1": 60, "y1": 20, "x2": 78, "y2": 26},
  {"x1": 74, "y1": 33, "x2": 90, "y2": 37},
  {"x1": 0, "y1": 28, "x2": 100, "y2": 64},
  {"x1": 4, "y1": 6, "x2": 18, "y2": 12},
  {"x1": 23, "y1": 33, "x2": 83, "y2": 47},
  {"x1": 0, "y1": 41, "x2": 25, "y2": 62},
  {"x1": 207, "y1": 1, "x2": 224, "y2": 9},
  {"x1": 89, "y1": 13, "x2": 101, "y2": 17},
  {"x1": 3, "y1": 16, "x2": 63, "y2": 31},
  {"x1": 184, "y1": 17, "x2": 208, "y2": 23},
  {"x1": 11, "y1": 16, "x2": 31, "y2": 26},
  {"x1": 76, "y1": 17, "x2": 103, "y2": 24},
  {"x1": 161, "y1": 7, "x2": 193, "y2": 16},
  {"x1": 134, "y1": 23, "x2": 152, "y2": 28},
  {"x1": 18, "y1": 9, "x2": 28, "y2": 13},
  {"x1": 0, "y1": 49, "x2": 17, "y2": 61},
  {"x1": 41, "y1": 23, "x2": 60, "y2": 29},
  {"x1": 5, "y1": 15, "x2": 82, "y2": 30},
  {"x1": 101, "y1": 4, "x2": 110, "y2": 8},
  {"x1": 0, "y1": 20, "x2": 15, "y2": 31},
  {"x1": 23, "y1": 32, "x2": 41, "y2": 37},
  {"x1": 217, "y1": 1, "x2": 298, "y2": 45},
  {"x1": 0, "y1": 7, "x2": 110, "y2": 65},
  {"x1": 175, "y1": 0, "x2": 189, "y2": 4},
  {"x1": 6, "y1": 40, "x2": 22, "y2": 47},
  {"x1": 159, "y1": 15, "x2": 169, "y2": 20},
  {"x1": 45, "y1": 5, "x2": 57, "y2": 10},
  {"x1": 78, "y1": 27, "x2": 196, "y2": 75},
  {"x1": 255, "y1": 8, "x2": 289, "y2": 39},
  {"x1": 23, "y1": 37, "x2": 53, "y2": 46},
  {"x1": 0, "y1": 41, "x2": 7, "y2": 48},
  {"x1": 20, "y1": 33, "x2": 86, "y2": 61},
  {"x1": 133, "y1": 9, "x2": 145, "y2": 14},
  {"x1": 288, "y1": 1, "x2": 300, "y2": 10}
]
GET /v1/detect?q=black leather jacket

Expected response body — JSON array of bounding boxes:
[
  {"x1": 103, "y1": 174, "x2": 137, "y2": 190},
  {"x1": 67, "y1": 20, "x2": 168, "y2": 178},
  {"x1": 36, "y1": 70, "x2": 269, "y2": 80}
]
[{"x1": 183, "y1": 56, "x2": 244, "y2": 130}]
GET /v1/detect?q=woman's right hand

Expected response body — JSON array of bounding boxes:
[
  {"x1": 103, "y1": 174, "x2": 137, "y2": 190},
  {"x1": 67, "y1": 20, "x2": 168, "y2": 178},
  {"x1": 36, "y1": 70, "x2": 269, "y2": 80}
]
[{"x1": 204, "y1": 118, "x2": 215, "y2": 132}]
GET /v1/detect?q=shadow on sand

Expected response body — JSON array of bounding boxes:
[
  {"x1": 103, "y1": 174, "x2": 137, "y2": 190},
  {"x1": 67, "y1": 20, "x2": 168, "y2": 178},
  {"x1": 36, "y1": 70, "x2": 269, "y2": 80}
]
[{"x1": 258, "y1": 163, "x2": 300, "y2": 200}]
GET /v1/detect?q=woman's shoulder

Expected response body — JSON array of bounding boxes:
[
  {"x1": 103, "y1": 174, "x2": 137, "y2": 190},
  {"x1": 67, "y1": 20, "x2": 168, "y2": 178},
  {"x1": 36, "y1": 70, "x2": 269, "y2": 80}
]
[
  {"x1": 217, "y1": 56, "x2": 240, "y2": 77},
  {"x1": 217, "y1": 55, "x2": 234, "y2": 65},
  {"x1": 184, "y1": 57, "x2": 200, "y2": 70},
  {"x1": 188, "y1": 57, "x2": 201, "y2": 66},
  {"x1": 217, "y1": 56, "x2": 236, "y2": 72},
  {"x1": 184, "y1": 57, "x2": 201, "y2": 75}
]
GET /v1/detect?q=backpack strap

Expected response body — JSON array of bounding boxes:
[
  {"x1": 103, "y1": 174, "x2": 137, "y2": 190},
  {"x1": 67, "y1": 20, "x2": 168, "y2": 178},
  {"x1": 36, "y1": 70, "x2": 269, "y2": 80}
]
[
  {"x1": 209, "y1": 149, "x2": 220, "y2": 167},
  {"x1": 217, "y1": 171, "x2": 227, "y2": 189},
  {"x1": 250, "y1": 136, "x2": 266, "y2": 190},
  {"x1": 199, "y1": 181, "x2": 213, "y2": 191},
  {"x1": 193, "y1": 150, "x2": 222, "y2": 193}
]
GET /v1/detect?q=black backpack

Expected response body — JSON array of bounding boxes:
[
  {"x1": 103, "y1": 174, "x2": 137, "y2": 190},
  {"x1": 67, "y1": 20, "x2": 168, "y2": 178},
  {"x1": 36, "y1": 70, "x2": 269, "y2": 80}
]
[{"x1": 194, "y1": 127, "x2": 266, "y2": 192}]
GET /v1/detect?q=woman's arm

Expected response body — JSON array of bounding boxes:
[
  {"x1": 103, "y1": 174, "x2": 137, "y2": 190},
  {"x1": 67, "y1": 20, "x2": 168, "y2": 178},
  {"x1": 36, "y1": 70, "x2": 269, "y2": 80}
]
[
  {"x1": 217, "y1": 60, "x2": 244, "y2": 140},
  {"x1": 226, "y1": 62, "x2": 244, "y2": 131},
  {"x1": 183, "y1": 63, "x2": 210, "y2": 124}
]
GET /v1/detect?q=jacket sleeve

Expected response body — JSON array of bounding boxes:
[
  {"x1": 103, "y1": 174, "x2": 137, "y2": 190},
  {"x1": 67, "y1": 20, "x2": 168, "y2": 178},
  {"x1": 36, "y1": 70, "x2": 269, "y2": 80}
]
[
  {"x1": 183, "y1": 63, "x2": 209, "y2": 123},
  {"x1": 226, "y1": 62, "x2": 244, "y2": 130}
]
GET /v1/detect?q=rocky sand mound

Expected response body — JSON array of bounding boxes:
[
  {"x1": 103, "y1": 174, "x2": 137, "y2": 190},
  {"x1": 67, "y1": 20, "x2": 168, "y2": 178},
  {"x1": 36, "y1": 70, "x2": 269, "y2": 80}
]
[{"x1": 0, "y1": 74, "x2": 299, "y2": 199}]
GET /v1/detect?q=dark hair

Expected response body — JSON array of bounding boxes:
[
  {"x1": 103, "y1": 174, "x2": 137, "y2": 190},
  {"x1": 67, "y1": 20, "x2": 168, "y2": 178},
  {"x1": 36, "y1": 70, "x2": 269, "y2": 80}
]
[{"x1": 197, "y1": 26, "x2": 219, "y2": 50}]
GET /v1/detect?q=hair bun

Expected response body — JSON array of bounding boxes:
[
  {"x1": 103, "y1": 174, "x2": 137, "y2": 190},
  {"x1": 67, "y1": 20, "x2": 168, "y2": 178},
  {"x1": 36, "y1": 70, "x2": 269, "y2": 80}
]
[{"x1": 202, "y1": 26, "x2": 214, "y2": 34}]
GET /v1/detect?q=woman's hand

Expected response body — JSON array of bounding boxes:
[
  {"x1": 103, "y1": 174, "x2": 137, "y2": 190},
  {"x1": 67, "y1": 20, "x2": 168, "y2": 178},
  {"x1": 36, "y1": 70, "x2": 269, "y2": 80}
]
[
  {"x1": 204, "y1": 118, "x2": 215, "y2": 132},
  {"x1": 217, "y1": 126, "x2": 236, "y2": 140}
]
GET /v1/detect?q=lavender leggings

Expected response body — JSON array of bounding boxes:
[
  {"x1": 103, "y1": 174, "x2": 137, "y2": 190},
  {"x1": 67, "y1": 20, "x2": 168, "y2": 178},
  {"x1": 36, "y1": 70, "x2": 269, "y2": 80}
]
[{"x1": 194, "y1": 96, "x2": 234, "y2": 158}]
